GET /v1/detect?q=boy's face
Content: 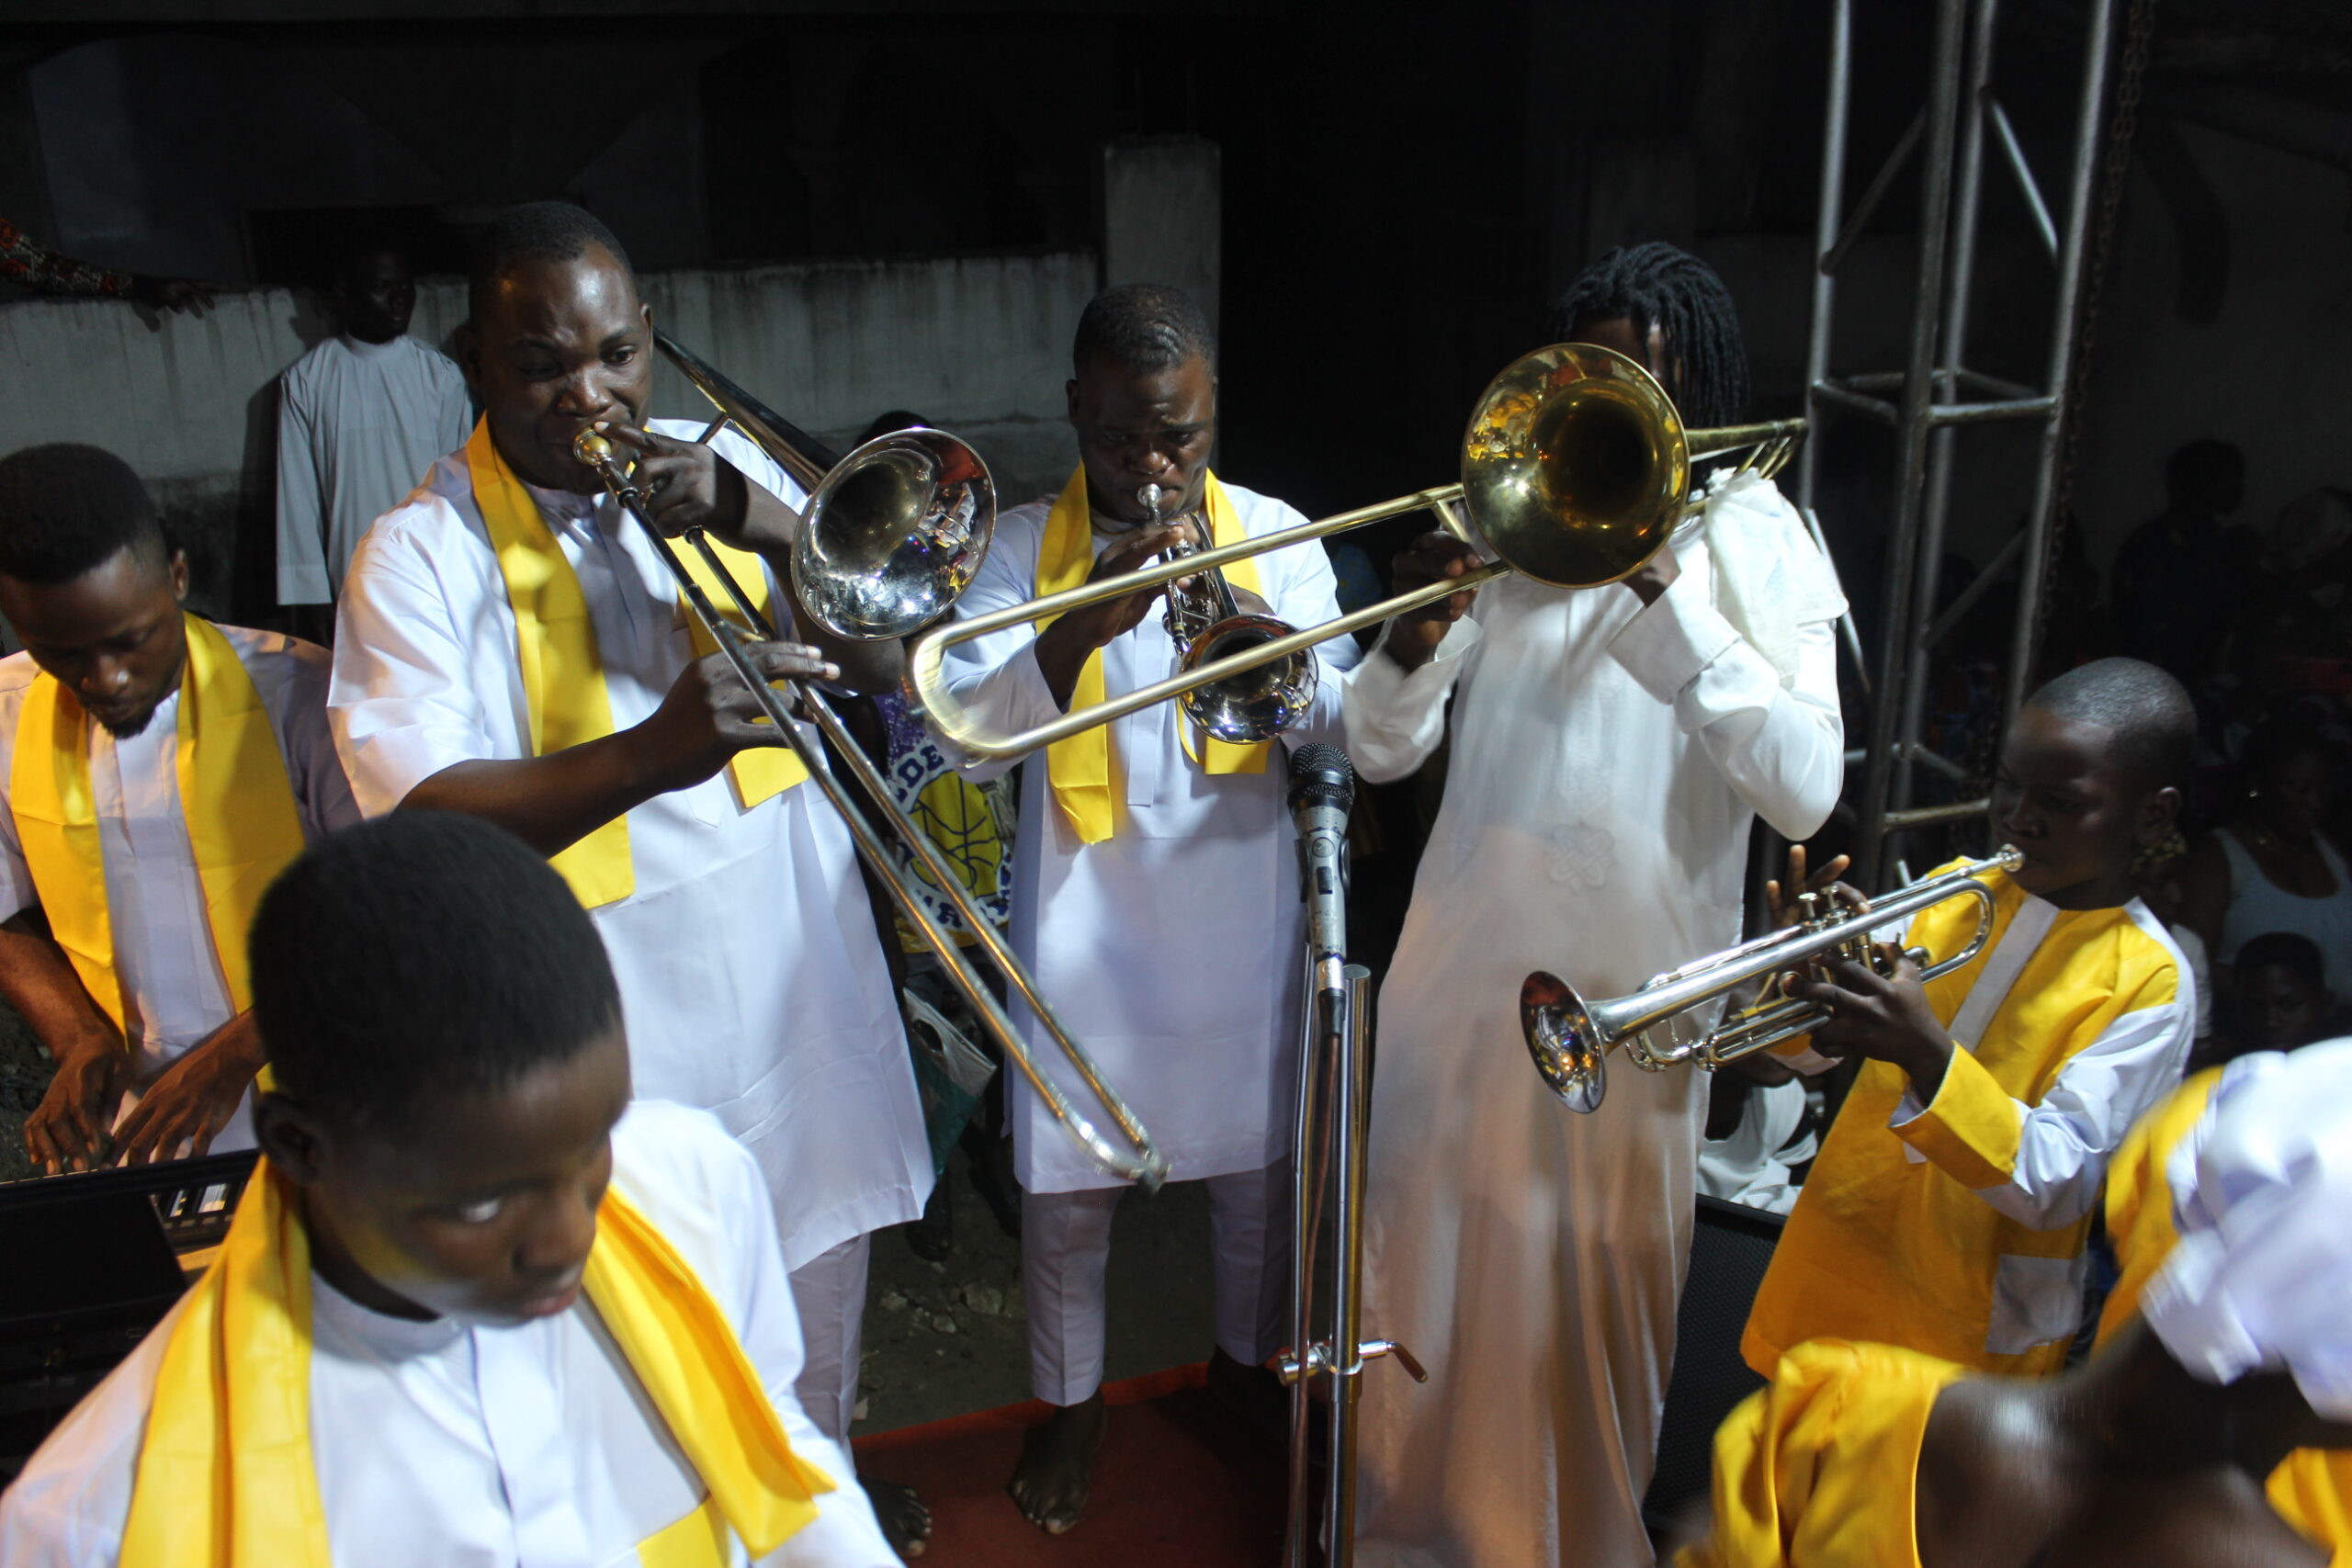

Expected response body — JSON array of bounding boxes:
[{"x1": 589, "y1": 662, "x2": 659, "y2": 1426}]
[
  {"x1": 263, "y1": 1029, "x2": 632, "y2": 1327},
  {"x1": 2238, "y1": 964, "x2": 2328, "y2": 1052},
  {"x1": 1991, "y1": 704, "x2": 2177, "y2": 909},
  {"x1": 0, "y1": 543, "x2": 191, "y2": 738}
]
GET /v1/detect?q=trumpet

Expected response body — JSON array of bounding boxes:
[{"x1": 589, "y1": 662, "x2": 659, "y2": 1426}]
[
  {"x1": 572, "y1": 336, "x2": 1168, "y2": 1189},
  {"x1": 1140, "y1": 481, "x2": 1317, "y2": 743},
  {"x1": 910, "y1": 342, "x2": 1804, "y2": 761},
  {"x1": 1519, "y1": 847, "x2": 2023, "y2": 1112}
]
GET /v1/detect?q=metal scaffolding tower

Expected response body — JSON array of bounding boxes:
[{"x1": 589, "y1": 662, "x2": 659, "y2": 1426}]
[{"x1": 1800, "y1": 0, "x2": 2140, "y2": 886}]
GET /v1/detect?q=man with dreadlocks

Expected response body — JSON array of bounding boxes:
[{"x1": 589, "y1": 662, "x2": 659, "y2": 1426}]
[{"x1": 1341, "y1": 243, "x2": 1848, "y2": 1568}]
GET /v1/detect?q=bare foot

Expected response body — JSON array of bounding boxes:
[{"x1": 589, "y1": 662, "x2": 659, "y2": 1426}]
[
  {"x1": 1007, "y1": 1392, "x2": 1107, "y2": 1535},
  {"x1": 861, "y1": 1475, "x2": 932, "y2": 1559}
]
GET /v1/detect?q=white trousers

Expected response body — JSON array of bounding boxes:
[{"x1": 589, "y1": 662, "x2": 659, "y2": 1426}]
[
  {"x1": 788, "y1": 1231, "x2": 873, "y2": 1448},
  {"x1": 1022, "y1": 1160, "x2": 1293, "y2": 1406}
]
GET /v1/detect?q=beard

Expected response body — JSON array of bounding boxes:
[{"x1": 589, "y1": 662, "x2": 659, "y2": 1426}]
[{"x1": 94, "y1": 699, "x2": 163, "y2": 739}]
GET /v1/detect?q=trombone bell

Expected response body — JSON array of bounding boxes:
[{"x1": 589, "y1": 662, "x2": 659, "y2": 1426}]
[{"x1": 794, "y1": 427, "x2": 994, "y2": 640}]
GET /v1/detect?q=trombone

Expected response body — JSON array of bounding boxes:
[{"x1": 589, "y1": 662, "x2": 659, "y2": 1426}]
[
  {"x1": 572, "y1": 335, "x2": 1168, "y2": 1189},
  {"x1": 1519, "y1": 848, "x2": 2023, "y2": 1112},
  {"x1": 910, "y1": 341, "x2": 1805, "y2": 760}
]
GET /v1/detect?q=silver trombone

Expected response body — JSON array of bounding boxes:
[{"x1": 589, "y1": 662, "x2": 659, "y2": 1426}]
[
  {"x1": 572, "y1": 336, "x2": 1167, "y2": 1189},
  {"x1": 1519, "y1": 847, "x2": 2023, "y2": 1112}
]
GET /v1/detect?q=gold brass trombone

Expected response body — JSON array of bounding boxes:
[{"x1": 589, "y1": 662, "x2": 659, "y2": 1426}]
[
  {"x1": 909, "y1": 341, "x2": 1804, "y2": 761},
  {"x1": 573, "y1": 335, "x2": 1168, "y2": 1188},
  {"x1": 1519, "y1": 848, "x2": 2024, "y2": 1113}
]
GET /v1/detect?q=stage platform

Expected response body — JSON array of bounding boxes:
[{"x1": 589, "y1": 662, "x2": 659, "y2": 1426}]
[{"x1": 852, "y1": 1361, "x2": 1287, "y2": 1566}]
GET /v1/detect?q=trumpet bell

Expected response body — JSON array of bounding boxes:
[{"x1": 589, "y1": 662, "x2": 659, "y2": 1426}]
[
  {"x1": 794, "y1": 426, "x2": 995, "y2": 640},
  {"x1": 1520, "y1": 970, "x2": 1607, "y2": 1113},
  {"x1": 1177, "y1": 613, "x2": 1319, "y2": 743},
  {"x1": 1463, "y1": 343, "x2": 1690, "y2": 590}
]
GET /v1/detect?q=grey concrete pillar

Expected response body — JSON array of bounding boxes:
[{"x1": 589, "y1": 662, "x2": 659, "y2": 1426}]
[{"x1": 1100, "y1": 135, "x2": 1221, "y2": 329}]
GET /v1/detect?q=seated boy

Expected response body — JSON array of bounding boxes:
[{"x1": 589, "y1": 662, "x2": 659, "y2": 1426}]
[
  {"x1": 0, "y1": 443, "x2": 358, "y2": 1172},
  {"x1": 1744, "y1": 658, "x2": 2198, "y2": 1376},
  {"x1": 0, "y1": 811, "x2": 895, "y2": 1565},
  {"x1": 1678, "y1": 1038, "x2": 2352, "y2": 1568}
]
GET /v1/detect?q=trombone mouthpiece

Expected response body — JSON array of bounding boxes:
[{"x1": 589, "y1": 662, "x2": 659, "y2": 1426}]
[{"x1": 572, "y1": 428, "x2": 615, "y2": 467}]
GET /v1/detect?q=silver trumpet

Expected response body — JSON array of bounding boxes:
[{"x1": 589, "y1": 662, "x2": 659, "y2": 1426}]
[
  {"x1": 570, "y1": 336, "x2": 1167, "y2": 1189},
  {"x1": 1519, "y1": 847, "x2": 2023, "y2": 1112},
  {"x1": 1139, "y1": 480, "x2": 1317, "y2": 744}
]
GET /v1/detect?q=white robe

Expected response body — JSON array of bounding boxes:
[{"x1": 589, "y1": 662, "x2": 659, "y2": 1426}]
[
  {"x1": 1344, "y1": 479, "x2": 1845, "y2": 1568},
  {"x1": 941, "y1": 481, "x2": 1361, "y2": 1193},
  {"x1": 328, "y1": 423, "x2": 929, "y2": 1269},
  {"x1": 0, "y1": 627, "x2": 360, "y2": 1151},
  {"x1": 275, "y1": 333, "x2": 473, "y2": 605},
  {"x1": 0, "y1": 1100, "x2": 899, "y2": 1567}
]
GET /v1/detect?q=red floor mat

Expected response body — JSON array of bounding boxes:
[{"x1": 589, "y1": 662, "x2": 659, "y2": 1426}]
[{"x1": 852, "y1": 1362, "x2": 1287, "y2": 1565}]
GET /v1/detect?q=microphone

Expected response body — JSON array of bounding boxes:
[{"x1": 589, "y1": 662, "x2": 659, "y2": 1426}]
[{"x1": 1289, "y1": 744, "x2": 1356, "y2": 969}]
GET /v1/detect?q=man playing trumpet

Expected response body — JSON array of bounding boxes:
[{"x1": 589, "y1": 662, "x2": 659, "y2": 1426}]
[{"x1": 938, "y1": 283, "x2": 1362, "y2": 1535}]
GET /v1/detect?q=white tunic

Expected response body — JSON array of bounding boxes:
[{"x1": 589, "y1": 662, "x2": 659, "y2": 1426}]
[
  {"x1": 275, "y1": 333, "x2": 473, "y2": 605},
  {"x1": 942, "y1": 482, "x2": 1362, "y2": 1193},
  {"x1": 0, "y1": 627, "x2": 360, "y2": 1151},
  {"x1": 0, "y1": 1100, "x2": 899, "y2": 1568},
  {"x1": 1343, "y1": 482, "x2": 1845, "y2": 1568},
  {"x1": 328, "y1": 423, "x2": 929, "y2": 1269}
]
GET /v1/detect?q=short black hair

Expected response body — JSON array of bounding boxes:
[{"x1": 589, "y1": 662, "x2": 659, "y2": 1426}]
[
  {"x1": 2236, "y1": 931, "x2": 2326, "y2": 994},
  {"x1": 0, "y1": 444, "x2": 169, "y2": 586},
  {"x1": 2023, "y1": 657, "x2": 2198, "y2": 794},
  {"x1": 252, "y1": 812, "x2": 624, "y2": 1136},
  {"x1": 1072, "y1": 283, "x2": 1216, "y2": 376},
  {"x1": 1549, "y1": 242, "x2": 1749, "y2": 429},
  {"x1": 469, "y1": 201, "x2": 633, "y2": 323}
]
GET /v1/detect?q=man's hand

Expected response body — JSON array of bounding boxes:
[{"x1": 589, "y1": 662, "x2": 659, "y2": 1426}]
[
  {"x1": 1033, "y1": 523, "x2": 1196, "y2": 708},
  {"x1": 600, "y1": 423, "x2": 801, "y2": 557},
  {"x1": 1785, "y1": 945, "x2": 1956, "y2": 1100},
  {"x1": 1764, "y1": 843, "x2": 1864, "y2": 931},
  {"x1": 1621, "y1": 546, "x2": 1681, "y2": 606},
  {"x1": 25, "y1": 1029, "x2": 129, "y2": 1175},
  {"x1": 110, "y1": 1014, "x2": 266, "y2": 1166},
  {"x1": 1384, "y1": 532, "x2": 1485, "y2": 672},
  {"x1": 633, "y1": 642, "x2": 840, "y2": 795}
]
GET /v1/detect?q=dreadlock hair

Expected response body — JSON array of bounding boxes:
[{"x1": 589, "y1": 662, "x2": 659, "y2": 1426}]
[
  {"x1": 0, "y1": 444, "x2": 170, "y2": 586},
  {"x1": 2024, "y1": 657, "x2": 2198, "y2": 795},
  {"x1": 1548, "y1": 243, "x2": 1748, "y2": 429},
  {"x1": 1072, "y1": 283, "x2": 1216, "y2": 376},
  {"x1": 252, "y1": 812, "x2": 624, "y2": 1137},
  {"x1": 469, "y1": 201, "x2": 634, "y2": 323}
]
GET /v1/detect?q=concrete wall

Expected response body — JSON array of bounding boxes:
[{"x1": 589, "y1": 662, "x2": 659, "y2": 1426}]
[{"x1": 0, "y1": 250, "x2": 1097, "y2": 616}]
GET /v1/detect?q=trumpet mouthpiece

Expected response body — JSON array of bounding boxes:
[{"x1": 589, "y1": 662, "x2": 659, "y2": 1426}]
[
  {"x1": 1136, "y1": 483, "x2": 1166, "y2": 520},
  {"x1": 572, "y1": 428, "x2": 615, "y2": 466}
]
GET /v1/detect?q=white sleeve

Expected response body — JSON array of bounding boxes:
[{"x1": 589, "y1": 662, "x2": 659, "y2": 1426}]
[
  {"x1": 276, "y1": 372, "x2": 333, "y2": 607},
  {"x1": 1338, "y1": 617, "x2": 1481, "y2": 784},
  {"x1": 1891, "y1": 997, "x2": 2194, "y2": 1229},
  {"x1": 329, "y1": 524, "x2": 504, "y2": 816},
  {"x1": 1607, "y1": 566, "x2": 1844, "y2": 840},
  {"x1": 715, "y1": 1133, "x2": 899, "y2": 1566},
  {"x1": 1258, "y1": 518, "x2": 1359, "y2": 755}
]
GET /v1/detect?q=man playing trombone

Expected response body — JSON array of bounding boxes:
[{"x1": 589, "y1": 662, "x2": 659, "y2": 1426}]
[
  {"x1": 327, "y1": 202, "x2": 935, "y2": 1556},
  {"x1": 1342, "y1": 243, "x2": 1848, "y2": 1568},
  {"x1": 937, "y1": 283, "x2": 1362, "y2": 1535}
]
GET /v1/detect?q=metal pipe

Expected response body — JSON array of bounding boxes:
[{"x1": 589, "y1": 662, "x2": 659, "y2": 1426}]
[
  {"x1": 1821, "y1": 108, "x2": 1926, "y2": 279},
  {"x1": 1809, "y1": 378, "x2": 1900, "y2": 424},
  {"x1": 1884, "y1": 796, "x2": 1994, "y2": 829},
  {"x1": 1797, "y1": 0, "x2": 1855, "y2": 531},
  {"x1": 2005, "y1": 0, "x2": 2118, "y2": 725},
  {"x1": 1925, "y1": 525, "x2": 2028, "y2": 646},
  {"x1": 1925, "y1": 394, "x2": 2058, "y2": 425},
  {"x1": 1986, "y1": 96, "x2": 2062, "y2": 257},
  {"x1": 1896, "y1": 0, "x2": 2003, "y2": 832},
  {"x1": 1326, "y1": 962, "x2": 1373, "y2": 1566},
  {"x1": 1858, "y1": 0, "x2": 1973, "y2": 888}
]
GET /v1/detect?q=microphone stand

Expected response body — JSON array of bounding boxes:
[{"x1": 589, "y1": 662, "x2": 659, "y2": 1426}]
[{"x1": 1282, "y1": 759, "x2": 1424, "y2": 1568}]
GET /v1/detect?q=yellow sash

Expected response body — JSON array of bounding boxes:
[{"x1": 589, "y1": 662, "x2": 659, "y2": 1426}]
[
  {"x1": 1036, "y1": 467, "x2": 1268, "y2": 843},
  {"x1": 467, "y1": 419, "x2": 807, "y2": 908},
  {"x1": 119, "y1": 1166, "x2": 835, "y2": 1568},
  {"x1": 7, "y1": 615, "x2": 305, "y2": 1034}
]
